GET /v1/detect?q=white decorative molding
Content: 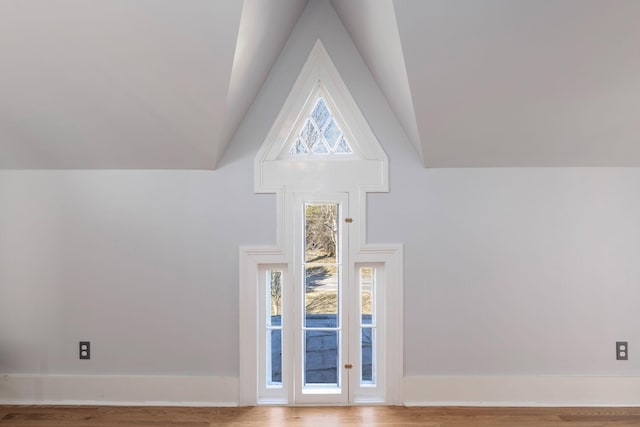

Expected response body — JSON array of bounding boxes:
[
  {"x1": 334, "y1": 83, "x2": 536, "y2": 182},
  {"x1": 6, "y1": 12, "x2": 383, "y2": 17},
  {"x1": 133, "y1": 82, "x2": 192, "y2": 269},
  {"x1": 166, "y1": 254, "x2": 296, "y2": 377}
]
[
  {"x1": 241, "y1": 37, "x2": 401, "y2": 406},
  {"x1": 0, "y1": 374, "x2": 238, "y2": 406},
  {"x1": 238, "y1": 247, "x2": 288, "y2": 406},
  {"x1": 254, "y1": 39, "x2": 388, "y2": 195},
  {"x1": 356, "y1": 244, "x2": 404, "y2": 405},
  {"x1": 404, "y1": 376, "x2": 640, "y2": 407}
]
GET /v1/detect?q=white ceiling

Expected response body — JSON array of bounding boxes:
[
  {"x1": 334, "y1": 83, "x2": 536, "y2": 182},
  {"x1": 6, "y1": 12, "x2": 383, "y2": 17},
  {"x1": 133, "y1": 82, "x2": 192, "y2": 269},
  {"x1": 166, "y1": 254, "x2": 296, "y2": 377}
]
[
  {"x1": 1, "y1": 0, "x2": 639, "y2": 169},
  {"x1": 0, "y1": 0, "x2": 306, "y2": 169},
  {"x1": 392, "y1": 0, "x2": 640, "y2": 167}
]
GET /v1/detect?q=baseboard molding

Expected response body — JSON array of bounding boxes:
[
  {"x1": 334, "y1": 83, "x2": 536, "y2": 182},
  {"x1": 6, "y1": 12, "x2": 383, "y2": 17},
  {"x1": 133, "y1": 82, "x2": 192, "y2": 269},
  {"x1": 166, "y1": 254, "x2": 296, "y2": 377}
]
[
  {"x1": 403, "y1": 375, "x2": 640, "y2": 407},
  {"x1": 4, "y1": 374, "x2": 639, "y2": 407},
  {"x1": 0, "y1": 374, "x2": 238, "y2": 406}
]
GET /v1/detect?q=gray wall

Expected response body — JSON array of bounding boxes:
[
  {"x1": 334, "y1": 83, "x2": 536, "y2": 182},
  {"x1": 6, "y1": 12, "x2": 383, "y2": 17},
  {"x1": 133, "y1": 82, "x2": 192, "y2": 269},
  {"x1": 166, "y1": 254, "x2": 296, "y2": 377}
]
[
  {"x1": 370, "y1": 165, "x2": 640, "y2": 376},
  {"x1": 1, "y1": 0, "x2": 639, "y2": 378},
  {"x1": 0, "y1": 167, "x2": 274, "y2": 375}
]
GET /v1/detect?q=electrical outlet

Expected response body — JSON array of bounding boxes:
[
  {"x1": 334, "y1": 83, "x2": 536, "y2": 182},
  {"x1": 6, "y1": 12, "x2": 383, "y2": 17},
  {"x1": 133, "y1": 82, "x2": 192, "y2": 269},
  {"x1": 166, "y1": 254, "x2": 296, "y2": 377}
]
[
  {"x1": 79, "y1": 341, "x2": 90, "y2": 360},
  {"x1": 616, "y1": 341, "x2": 628, "y2": 360}
]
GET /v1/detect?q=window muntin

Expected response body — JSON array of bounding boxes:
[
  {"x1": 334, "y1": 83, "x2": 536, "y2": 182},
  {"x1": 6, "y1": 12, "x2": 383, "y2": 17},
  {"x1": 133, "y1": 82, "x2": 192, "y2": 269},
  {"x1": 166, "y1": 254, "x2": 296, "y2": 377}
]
[{"x1": 289, "y1": 97, "x2": 353, "y2": 156}]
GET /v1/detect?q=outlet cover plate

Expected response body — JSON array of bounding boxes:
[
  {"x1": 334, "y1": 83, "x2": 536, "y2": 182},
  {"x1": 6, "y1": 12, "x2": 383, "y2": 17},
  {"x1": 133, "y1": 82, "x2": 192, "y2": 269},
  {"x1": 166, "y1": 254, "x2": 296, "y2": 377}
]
[
  {"x1": 616, "y1": 341, "x2": 628, "y2": 360},
  {"x1": 79, "y1": 341, "x2": 91, "y2": 360}
]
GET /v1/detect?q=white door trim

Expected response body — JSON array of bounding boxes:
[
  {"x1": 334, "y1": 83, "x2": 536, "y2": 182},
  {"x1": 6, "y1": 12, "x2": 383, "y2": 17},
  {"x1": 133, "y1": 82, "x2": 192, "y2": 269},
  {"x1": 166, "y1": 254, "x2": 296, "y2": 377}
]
[
  {"x1": 293, "y1": 193, "x2": 349, "y2": 405},
  {"x1": 239, "y1": 243, "x2": 403, "y2": 405}
]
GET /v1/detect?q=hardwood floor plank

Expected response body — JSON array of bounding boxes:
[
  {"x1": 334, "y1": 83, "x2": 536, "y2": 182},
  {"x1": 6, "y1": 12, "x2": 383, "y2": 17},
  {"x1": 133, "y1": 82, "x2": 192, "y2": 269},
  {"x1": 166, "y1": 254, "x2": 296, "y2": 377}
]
[{"x1": 2, "y1": 405, "x2": 640, "y2": 426}]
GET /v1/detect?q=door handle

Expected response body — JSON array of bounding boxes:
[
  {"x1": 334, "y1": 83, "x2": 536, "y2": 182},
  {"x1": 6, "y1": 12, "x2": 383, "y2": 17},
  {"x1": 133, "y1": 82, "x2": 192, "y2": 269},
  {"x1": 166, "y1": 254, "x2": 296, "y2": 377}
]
[{"x1": 344, "y1": 364, "x2": 353, "y2": 369}]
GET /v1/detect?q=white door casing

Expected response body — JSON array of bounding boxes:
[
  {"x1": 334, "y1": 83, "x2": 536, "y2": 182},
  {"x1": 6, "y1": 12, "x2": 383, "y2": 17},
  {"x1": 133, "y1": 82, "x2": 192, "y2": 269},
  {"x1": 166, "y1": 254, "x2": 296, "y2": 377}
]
[{"x1": 293, "y1": 193, "x2": 349, "y2": 404}]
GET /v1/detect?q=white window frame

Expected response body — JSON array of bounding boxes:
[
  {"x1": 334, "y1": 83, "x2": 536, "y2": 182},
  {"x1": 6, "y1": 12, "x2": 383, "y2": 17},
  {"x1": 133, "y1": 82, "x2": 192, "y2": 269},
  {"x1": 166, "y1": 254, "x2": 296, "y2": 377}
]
[
  {"x1": 350, "y1": 262, "x2": 386, "y2": 403},
  {"x1": 257, "y1": 264, "x2": 291, "y2": 404}
]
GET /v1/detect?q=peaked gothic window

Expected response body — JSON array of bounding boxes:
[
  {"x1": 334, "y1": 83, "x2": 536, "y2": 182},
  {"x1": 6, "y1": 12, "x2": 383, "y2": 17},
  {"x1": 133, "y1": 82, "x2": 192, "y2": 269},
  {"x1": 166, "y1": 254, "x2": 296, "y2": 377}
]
[
  {"x1": 247, "y1": 40, "x2": 398, "y2": 406},
  {"x1": 289, "y1": 97, "x2": 353, "y2": 155}
]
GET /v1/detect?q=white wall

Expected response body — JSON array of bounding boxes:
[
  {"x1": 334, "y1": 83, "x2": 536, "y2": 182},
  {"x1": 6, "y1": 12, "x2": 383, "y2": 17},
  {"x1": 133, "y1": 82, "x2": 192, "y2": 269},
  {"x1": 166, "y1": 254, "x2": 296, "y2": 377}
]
[
  {"x1": 370, "y1": 166, "x2": 640, "y2": 376},
  {"x1": 0, "y1": 166, "x2": 275, "y2": 376},
  {"x1": 1, "y1": 0, "x2": 639, "y2": 405}
]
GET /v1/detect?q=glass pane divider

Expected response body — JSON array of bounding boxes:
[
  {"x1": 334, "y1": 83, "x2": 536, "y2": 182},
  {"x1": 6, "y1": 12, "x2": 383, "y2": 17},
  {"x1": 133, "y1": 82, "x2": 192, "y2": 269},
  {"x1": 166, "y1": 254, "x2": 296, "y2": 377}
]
[{"x1": 302, "y1": 329, "x2": 341, "y2": 332}]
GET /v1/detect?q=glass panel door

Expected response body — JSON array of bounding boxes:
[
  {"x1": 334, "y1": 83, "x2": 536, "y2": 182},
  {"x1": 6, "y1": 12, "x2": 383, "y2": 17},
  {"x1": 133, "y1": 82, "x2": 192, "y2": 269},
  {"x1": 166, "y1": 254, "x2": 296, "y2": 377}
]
[
  {"x1": 295, "y1": 194, "x2": 349, "y2": 404},
  {"x1": 304, "y1": 203, "x2": 340, "y2": 388},
  {"x1": 292, "y1": 195, "x2": 386, "y2": 404}
]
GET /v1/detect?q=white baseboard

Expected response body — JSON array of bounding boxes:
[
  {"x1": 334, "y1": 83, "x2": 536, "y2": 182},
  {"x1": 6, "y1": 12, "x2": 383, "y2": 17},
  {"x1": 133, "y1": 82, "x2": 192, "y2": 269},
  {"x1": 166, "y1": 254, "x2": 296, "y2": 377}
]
[
  {"x1": 4, "y1": 374, "x2": 639, "y2": 407},
  {"x1": 403, "y1": 375, "x2": 640, "y2": 407},
  {"x1": 0, "y1": 374, "x2": 238, "y2": 406}
]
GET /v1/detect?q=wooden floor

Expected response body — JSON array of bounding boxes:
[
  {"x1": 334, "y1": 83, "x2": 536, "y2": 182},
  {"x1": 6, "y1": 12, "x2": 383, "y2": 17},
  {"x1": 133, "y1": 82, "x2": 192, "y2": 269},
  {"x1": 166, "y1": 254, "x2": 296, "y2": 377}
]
[{"x1": 1, "y1": 405, "x2": 640, "y2": 426}]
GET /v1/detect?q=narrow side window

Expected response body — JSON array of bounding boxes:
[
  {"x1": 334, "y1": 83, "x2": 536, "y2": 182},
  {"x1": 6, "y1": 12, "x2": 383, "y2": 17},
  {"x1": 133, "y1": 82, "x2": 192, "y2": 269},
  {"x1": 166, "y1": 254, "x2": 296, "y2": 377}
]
[{"x1": 266, "y1": 269, "x2": 283, "y2": 387}]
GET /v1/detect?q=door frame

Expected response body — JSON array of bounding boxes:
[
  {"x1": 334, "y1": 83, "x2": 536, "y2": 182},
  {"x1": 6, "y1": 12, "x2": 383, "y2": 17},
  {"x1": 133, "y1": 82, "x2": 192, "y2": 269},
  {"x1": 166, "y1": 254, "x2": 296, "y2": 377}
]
[{"x1": 293, "y1": 193, "x2": 350, "y2": 404}]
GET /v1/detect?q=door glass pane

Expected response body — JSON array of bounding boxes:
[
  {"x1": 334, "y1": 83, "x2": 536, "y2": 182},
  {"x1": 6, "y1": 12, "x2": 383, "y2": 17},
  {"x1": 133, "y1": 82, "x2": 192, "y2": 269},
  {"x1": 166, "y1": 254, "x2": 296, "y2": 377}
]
[
  {"x1": 268, "y1": 329, "x2": 282, "y2": 386},
  {"x1": 305, "y1": 265, "x2": 338, "y2": 327},
  {"x1": 360, "y1": 267, "x2": 374, "y2": 325},
  {"x1": 305, "y1": 204, "x2": 338, "y2": 264},
  {"x1": 302, "y1": 201, "x2": 341, "y2": 392},
  {"x1": 304, "y1": 202, "x2": 340, "y2": 329},
  {"x1": 361, "y1": 328, "x2": 375, "y2": 384},
  {"x1": 305, "y1": 330, "x2": 339, "y2": 385}
]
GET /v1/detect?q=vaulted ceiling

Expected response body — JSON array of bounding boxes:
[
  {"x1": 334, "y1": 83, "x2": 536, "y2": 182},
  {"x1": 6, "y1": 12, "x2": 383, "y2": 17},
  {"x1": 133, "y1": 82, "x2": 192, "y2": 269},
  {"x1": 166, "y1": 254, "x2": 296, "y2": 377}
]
[{"x1": 2, "y1": 0, "x2": 639, "y2": 169}]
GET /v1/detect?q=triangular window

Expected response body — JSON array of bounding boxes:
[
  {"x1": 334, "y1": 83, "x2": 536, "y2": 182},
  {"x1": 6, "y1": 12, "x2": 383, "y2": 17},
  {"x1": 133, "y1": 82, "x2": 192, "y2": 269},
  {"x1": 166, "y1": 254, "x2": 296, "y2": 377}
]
[
  {"x1": 289, "y1": 97, "x2": 352, "y2": 156},
  {"x1": 255, "y1": 40, "x2": 388, "y2": 192}
]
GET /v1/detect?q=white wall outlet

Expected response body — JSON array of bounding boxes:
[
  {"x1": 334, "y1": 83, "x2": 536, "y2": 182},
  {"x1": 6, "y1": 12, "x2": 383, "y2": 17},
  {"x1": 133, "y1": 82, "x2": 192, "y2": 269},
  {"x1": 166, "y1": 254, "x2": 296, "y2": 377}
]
[{"x1": 616, "y1": 341, "x2": 628, "y2": 360}]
